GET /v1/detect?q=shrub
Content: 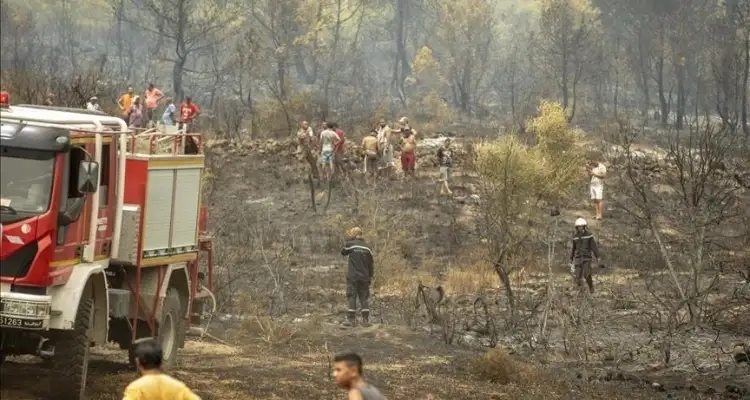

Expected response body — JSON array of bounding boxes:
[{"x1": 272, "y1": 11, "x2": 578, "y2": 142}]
[{"x1": 467, "y1": 349, "x2": 537, "y2": 384}]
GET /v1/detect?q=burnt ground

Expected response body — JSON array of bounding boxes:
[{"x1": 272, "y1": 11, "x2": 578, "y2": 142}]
[{"x1": 1, "y1": 138, "x2": 748, "y2": 399}]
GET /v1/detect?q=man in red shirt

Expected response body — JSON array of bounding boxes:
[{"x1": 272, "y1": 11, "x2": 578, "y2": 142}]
[
  {"x1": 178, "y1": 97, "x2": 200, "y2": 132},
  {"x1": 333, "y1": 122, "x2": 346, "y2": 174},
  {"x1": 178, "y1": 97, "x2": 200, "y2": 154}
]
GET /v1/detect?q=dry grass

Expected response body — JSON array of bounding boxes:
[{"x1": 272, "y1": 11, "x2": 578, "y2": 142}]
[
  {"x1": 467, "y1": 349, "x2": 538, "y2": 385},
  {"x1": 239, "y1": 317, "x2": 314, "y2": 345},
  {"x1": 322, "y1": 208, "x2": 440, "y2": 297},
  {"x1": 443, "y1": 261, "x2": 496, "y2": 296}
]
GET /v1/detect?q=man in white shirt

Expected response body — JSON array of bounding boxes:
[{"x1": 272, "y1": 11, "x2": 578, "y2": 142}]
[
  {"x1": 376, "y1": 118, "x2": 393, "y2": 177},
  {"x1": 589, "y1": 160, "x2": 607, "y2": 220},
  {"x1": 86, "y1": 96, "x2": 101, "y2": 111}
]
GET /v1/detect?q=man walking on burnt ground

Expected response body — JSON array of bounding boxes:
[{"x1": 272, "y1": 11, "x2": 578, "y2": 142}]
[
  {"x1": 569, "y1": 218, "x2": 600, "y2": 294},
  {"x1": 341, "y1": 227, "x2": 374, "y2": 327}
]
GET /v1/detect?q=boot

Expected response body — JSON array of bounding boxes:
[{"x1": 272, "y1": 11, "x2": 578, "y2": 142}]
[
  {"x1": 361, "y1": 310, "x2": 370, "y2": 327},
  {"x1": 342, "y1": 311, "x2": 356, "y2": 327},
  {"x1": 586, "y1": 277, "x2": 595, "y2": 294}
]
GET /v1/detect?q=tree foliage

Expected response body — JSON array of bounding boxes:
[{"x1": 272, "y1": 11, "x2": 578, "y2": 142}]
[
  {"x1": 475, "y1": 101, "x2": 584, "y2": 319},
  {"x1": 0, "y1": 0, "x2": 748, "y2": 135}
]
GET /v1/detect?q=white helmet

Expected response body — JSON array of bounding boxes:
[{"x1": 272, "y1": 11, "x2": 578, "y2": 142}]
[{"x1": 574, "y1": 218, "x2": 587, "y2": 227}]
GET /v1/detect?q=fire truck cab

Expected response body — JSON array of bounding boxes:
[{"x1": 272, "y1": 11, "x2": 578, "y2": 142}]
[{"x1": 0, "y1": 92, "x2": 214, "y2": 399}]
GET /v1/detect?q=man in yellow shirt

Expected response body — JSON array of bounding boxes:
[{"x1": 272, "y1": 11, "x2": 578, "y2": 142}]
[
  {"x1": 118, "y1": 87, "x2": 135, "y2": 119},
  {"x1": 123, "y1": 339, "x2": 201, "y2": 400}
]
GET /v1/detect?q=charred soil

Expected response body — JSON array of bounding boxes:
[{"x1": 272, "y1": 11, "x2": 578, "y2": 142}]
[{"x1": 1, "y1": 136, "x2": 748, "y2": 399}]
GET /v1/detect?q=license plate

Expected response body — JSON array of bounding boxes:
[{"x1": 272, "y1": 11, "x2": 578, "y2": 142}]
[{"x1": 0, "y1": 316, "x2": 44, "y2": 329}]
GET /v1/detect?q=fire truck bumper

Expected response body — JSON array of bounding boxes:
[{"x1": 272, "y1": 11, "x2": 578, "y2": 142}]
[{"x1": 0, "y1": 290, "x2": 52, "y2": 331}]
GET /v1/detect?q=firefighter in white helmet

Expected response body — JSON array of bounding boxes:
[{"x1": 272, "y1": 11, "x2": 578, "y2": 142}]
[{"x1": 570, "y1": 217, "x2": 599, "y2": 293}]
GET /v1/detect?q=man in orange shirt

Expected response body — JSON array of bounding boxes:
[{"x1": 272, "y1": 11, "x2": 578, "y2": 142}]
[
  {"x1": 118, "y1": 87, "x2": 135, "y2": 120},
  {"x1": 144, "y1": 83, "x2": 164, "y2": 127},
  {"x1": 123, "y1": 339, "x2": 201, "y2": 400}
]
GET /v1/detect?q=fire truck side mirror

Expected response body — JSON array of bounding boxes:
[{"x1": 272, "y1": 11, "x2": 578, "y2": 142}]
[
  {"x1": 58, "y1": 197, "x2": 85, "y2": 226},
  {"x1": 77, "y1": 160, "x2": 100, "y2": 194}
]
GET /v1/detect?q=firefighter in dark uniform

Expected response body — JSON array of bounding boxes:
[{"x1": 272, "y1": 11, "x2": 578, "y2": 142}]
[
  {"x1": 570, "y1": 218, "x2": 600, "y2": 293},
  {"x1": 341, "y1": 227, "x2": 374, "y2": 327}
]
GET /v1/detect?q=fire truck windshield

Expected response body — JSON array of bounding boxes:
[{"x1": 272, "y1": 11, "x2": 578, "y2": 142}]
[{"x1": 1, "y1": 147, "x2": 55, "y2": 221}]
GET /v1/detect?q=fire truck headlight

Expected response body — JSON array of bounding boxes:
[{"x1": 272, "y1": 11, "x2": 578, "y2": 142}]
[{"x1": 56, "y1": 136, "x2": 69, "y2": 145}]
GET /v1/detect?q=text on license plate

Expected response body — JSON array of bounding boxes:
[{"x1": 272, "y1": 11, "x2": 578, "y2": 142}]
[{"x1": 0, "y1": 316, "x2": 44, "y2": 329}]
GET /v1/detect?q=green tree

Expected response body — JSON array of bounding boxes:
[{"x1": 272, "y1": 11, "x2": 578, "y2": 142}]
[
  {"x1": 434, "y1": 0, "x2": 496, "y2": 114},
  {"x1": 535, "y1": 0, "x2": 600, "y2": 121},
  {"x1": 475, "y1": 101, "x2": 584, "y2": 321}
]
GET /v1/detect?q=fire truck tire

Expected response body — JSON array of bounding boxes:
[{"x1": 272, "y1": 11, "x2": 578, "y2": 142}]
[
  {"x1": 159, "y1": 288, "x2": 183, "y2": 370},
  {"x1": 50, "y1": 297, "x2": 93, "y2": 400}
]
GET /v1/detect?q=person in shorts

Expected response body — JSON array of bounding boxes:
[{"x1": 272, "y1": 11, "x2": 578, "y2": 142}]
[
  {"x1": 400, "y1": 128, "x2": 417, "y2": 178},
  {"x1": 436, "y1": 139, "x2": 453, "y2": 196},
  {"x1": 589, "y1": 160, "x2": 607, "y2": 220},
  {"x1": 319, "y1": 123, "x2": 340, "y2": 181}
]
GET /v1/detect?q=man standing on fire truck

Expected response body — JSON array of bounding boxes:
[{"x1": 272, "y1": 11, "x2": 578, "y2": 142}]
[
  {"x1": 178, "y1": 97, "x2": 200, "y2": 133},
  {"x1": 177, "y1": 97, "x2": 200, "y2": 154}
]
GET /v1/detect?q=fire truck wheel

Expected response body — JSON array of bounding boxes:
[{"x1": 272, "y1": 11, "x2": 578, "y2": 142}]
[
  {"x1": 159, "y1": 288, "x2": 183, "y2": 370},
  {"x1": 50, "y1": 297, "x2": 93, "y2": 400}
]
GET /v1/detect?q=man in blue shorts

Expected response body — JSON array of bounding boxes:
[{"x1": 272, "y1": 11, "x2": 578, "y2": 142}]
[{"x1": 319, "y1": 122, "x2": 340, "y2": 181}]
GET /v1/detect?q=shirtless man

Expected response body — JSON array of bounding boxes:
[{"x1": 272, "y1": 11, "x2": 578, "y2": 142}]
[
  {"x1": 361, "y1": 130, "x2": 379, "y2": 184},
  {"x1": 333, "y1": 352, "x2": 387, "y2": 400},
  {"x1": 400, "y1": 128, "x2": 417, "y2": 178},
  {"x1": 398, "y1": 116, "x2": 417, "y2": 137},
  {"x1": 297, "y1": 120, "x2": 315, "y2": 140},
  {"x1": 297, "y1": 120, "x2": 315, "y2": 152},
  {"x1": 319, "y1": 122, "x2": 340, "y2": 181}
]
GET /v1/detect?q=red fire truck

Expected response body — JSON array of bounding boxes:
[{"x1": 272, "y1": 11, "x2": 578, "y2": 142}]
[{"x1": 0, "y1": 91, "x2": 214, "y2": 399}]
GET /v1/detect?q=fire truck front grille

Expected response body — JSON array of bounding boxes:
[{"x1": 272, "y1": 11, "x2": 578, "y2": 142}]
[{"x1": 0, "y1": 242, "x2": 38, "y2": 278}]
